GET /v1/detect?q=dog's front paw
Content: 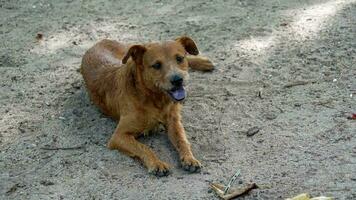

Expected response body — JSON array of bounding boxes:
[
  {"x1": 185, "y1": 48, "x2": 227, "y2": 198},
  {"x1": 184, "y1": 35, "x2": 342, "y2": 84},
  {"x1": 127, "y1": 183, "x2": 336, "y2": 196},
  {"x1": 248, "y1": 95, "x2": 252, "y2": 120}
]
[
  {"x1": 181, "y1": 156, "x2": 202, "y2": 173},
  {"x1": 148, "y1": 160, "x2": 171, "y2": 177}
]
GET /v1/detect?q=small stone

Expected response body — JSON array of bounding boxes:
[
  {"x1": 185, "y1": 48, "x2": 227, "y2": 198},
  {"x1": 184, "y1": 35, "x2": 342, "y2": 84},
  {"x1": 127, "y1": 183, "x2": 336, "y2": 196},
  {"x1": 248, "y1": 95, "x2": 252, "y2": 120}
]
[
  {"x1": 257, "y1": 89, "x2": 263, "y2": 99},
  {"x1": 71, "y1": 82, "x2": 81, "y2": 89},
  {"x1": 133, "y1": 174, "x2": 144, "y2": 178},
  {"x1": 72, "y1": 109, "x2": 82, "y2": 117},
  {"x1": 40, "y1": 180, "x2": 54, "y2": 186},
  {"x1": 265, "y1": 113, "x2": 277, "y2": 120},
  {"x1": 294, "y1": 103, "x2": 302, "y2": 107},
  {"x1": 18, "y1": 127, "x2": 25, "y2": 134},
  {"x1": 6, "y1": 183, "x2": 25, "y2": 194},
  {"x1": 36, "y1": 32, "x2": 43, "y2": 40},
  {"x1": 246, "y1": 127, "x2": 260, "y2": 137},
  {"x1": 92, "y1": 163, "x2": 98, "y2": 170}
]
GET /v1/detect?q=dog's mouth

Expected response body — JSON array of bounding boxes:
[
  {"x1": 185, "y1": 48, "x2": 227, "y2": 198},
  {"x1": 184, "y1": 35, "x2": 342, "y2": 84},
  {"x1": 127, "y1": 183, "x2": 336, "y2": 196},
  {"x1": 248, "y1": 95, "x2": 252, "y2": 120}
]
[{"x1": 167, "y1": 86, "x2": 186, "y2": 101}]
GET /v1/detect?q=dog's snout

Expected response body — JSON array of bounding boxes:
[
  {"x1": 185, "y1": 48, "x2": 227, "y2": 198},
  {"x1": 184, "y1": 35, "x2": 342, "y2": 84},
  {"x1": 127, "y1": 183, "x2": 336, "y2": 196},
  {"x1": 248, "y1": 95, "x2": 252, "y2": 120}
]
[{"x1": 170, "y1": 74, "x2": 183, "y2": 86}]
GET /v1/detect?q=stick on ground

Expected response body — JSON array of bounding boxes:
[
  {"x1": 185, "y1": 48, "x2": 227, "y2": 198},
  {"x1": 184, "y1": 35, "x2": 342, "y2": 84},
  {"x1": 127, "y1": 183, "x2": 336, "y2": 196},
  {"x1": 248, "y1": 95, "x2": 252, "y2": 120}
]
[
  {"x1": 210, "y1": 183, "x2": 258, "y2": 200},
  {"x1": 40, "y1": 146, "x2": 84, "y2": 150}
]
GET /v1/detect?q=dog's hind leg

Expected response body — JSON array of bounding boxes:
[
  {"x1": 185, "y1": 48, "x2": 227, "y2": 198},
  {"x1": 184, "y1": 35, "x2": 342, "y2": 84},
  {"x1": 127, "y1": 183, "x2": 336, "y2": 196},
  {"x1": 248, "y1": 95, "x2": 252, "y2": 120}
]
[
  {"x1": 187, "y1": 55, "x2": 215, "y2": 71},
  {"x1": 96, "y1": 39, "x2": 128, "y2": 61},
  {"x1": 107, "y1": 118, "x2": 171, "y2": 177}
]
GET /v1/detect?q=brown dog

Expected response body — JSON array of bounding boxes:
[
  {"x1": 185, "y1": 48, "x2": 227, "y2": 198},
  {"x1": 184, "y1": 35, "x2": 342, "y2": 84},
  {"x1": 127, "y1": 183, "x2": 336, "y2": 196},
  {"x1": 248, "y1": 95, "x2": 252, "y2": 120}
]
[{"x1": 80, "y1": 36, "x2": 214, "y2": 176}]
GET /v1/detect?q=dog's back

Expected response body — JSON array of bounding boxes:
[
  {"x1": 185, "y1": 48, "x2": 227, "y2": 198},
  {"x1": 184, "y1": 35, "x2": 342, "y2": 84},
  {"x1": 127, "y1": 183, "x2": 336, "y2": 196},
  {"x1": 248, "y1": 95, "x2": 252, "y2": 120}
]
[
  {"x1": 80, "y1": 39, "x2": 127, "y2": 80},
  {"x1": 80, "y1": 39, "x2": 129, "y2": 117}
]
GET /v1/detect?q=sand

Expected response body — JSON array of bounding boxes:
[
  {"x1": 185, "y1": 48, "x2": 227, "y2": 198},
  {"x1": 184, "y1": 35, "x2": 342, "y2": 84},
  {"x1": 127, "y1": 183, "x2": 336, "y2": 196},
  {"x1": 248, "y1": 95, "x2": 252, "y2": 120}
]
[{"x1": 1, "y1": 0, "x2": 355, "y2": 199}]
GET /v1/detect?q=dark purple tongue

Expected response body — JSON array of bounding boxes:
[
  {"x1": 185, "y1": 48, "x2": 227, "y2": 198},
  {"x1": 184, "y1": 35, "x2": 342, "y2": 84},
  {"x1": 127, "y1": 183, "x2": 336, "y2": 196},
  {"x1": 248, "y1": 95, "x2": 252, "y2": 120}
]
[{"x1": 168, "y1": 87, "x2": 186, "y2": 101}]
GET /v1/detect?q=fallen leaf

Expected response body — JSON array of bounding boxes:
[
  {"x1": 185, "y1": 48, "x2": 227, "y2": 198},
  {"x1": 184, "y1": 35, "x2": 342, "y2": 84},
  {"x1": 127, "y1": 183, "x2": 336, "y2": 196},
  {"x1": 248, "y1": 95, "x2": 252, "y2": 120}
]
[{"x1": 347, "y1": 113, "x2": 356, "y2": 120}]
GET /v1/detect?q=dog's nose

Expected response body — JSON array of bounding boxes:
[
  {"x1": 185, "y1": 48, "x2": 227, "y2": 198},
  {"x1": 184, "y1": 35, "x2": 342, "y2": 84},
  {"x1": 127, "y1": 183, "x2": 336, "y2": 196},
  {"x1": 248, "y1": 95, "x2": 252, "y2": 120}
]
[{"x1": 170, "y1": 74, "x2": 183, "y2": 86}]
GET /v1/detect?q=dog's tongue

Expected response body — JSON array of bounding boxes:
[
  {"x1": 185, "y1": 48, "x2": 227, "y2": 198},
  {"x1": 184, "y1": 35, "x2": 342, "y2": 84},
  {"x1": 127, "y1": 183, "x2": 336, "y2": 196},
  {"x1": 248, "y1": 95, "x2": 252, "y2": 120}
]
[{"x1": 169, "y1": 87, "x2": 186, "y2": 101}]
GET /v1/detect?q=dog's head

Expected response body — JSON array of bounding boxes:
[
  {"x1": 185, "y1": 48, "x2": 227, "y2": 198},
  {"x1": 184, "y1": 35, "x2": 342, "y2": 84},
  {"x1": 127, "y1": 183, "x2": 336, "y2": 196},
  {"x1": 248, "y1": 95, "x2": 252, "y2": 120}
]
[{"x1": 122, "y1": 36, "x2": 199, "y2": 102}]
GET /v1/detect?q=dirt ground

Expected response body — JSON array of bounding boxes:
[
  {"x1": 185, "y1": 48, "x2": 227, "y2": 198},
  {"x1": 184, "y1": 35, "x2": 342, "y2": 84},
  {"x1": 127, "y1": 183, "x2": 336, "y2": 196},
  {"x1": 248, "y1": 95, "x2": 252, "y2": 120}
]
[{"x1": 1, "y1": 0, "x2": 355, "y2": 199}]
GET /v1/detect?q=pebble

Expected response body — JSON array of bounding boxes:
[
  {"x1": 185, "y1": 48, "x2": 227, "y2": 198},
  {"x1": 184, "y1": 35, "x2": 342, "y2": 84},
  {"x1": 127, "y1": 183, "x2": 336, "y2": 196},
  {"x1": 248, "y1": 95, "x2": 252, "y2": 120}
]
[
  {"x1": 265, "y1": 113, "x2": 277, "y2": 120},
  {"x1": 72, "y1": 109, "x2": 82, "y2": 117},
  {"x1": 40, "y1": 180, "x2": 54, "y2": 186},
  {"x1": 294, "y1": 103, "x2": 302, "y2": 107},
  {"x1": 246, "y1": 127, "x2": 260, "y2": 137}
]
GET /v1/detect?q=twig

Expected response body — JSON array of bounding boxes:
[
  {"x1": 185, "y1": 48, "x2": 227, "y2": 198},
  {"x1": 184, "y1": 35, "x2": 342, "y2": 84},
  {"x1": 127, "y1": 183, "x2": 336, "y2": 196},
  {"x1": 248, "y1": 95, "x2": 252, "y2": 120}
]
[
  {"x1": 283, "y1": 80, "x2": 317, "y2": 88},
  {"x1": 312, "y1": 100, "x2": 334, "y2": 108},
  {"x1": 40, "y1": 146, "x2": 84, "y2": 150},
  {"x1": 190, "y1": 92, "x2": 237, "y2": 98},
  {"x1": 257, "y1": 88, "x2": 263, "y2": 99},
  {"x1": 224, "y1": 169, "x2": 241, "y2": 194},
  {"x1": 210, "y1": 183, "x2": 258, "y2": 200}
]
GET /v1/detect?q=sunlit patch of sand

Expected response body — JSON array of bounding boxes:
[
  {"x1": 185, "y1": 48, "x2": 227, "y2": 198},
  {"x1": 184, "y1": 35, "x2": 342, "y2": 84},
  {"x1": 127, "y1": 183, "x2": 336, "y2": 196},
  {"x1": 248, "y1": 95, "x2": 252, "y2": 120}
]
[
  {"x1": 235, "y1": 35, "x2": 276, "y2": 54},
  {"x1": 31, "y1": 31, "x2": 79, "y2": 54},
  {"x1": 288, "y1": 0, "x2": 351, "y2": 40},
  {"x1": 31, "y1": 22, "x2": 138, "y2": 55},
  {"x1": 234, "y1": 0, "x2": 354, "y2": 56}
]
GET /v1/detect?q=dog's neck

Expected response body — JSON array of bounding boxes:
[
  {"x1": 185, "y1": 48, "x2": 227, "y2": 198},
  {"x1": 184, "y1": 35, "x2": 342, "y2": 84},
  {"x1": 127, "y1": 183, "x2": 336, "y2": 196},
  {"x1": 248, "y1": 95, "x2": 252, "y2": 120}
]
[{"x1": 125, "y1": 61, "x2": 172, "y2": 109}]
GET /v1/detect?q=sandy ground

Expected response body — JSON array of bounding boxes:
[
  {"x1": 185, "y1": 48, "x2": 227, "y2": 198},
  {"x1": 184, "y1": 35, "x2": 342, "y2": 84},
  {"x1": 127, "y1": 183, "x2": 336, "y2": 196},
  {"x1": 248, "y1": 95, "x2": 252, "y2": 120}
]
[{"x1": 1, "y1": 0, "x2": 356, "y2": 199}]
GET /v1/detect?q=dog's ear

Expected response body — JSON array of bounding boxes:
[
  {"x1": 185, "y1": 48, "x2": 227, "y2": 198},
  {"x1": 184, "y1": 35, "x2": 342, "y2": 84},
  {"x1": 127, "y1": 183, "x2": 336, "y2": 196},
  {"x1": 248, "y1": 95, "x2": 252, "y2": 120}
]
[
  {"x1": 175, "y1": 36, "x2": 199, "y2": 55},
  {"x1": 122, "y1": 45, "x2": 147, "y2": 65}
]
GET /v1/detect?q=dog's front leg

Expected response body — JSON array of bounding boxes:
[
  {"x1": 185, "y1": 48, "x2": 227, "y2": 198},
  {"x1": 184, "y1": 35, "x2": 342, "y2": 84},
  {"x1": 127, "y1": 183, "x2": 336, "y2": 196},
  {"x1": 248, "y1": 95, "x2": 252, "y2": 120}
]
[
  {"x1": 166, "y1": 105, "x2": 202, "y2": 173},
  {"x1": 107, "y1": 117, "x2": 171, "y2": 176}
]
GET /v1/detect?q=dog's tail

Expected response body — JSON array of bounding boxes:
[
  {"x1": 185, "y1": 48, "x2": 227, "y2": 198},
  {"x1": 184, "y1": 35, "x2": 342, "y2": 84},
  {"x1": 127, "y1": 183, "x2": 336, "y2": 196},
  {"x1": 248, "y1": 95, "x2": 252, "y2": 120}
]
[{"x1": 187, "y1": 55, "x2": 215, "y2": 71}]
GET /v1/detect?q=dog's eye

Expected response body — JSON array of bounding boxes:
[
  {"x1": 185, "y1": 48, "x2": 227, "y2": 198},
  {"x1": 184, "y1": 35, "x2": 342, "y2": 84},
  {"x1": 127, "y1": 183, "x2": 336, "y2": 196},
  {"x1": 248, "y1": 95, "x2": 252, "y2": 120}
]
[
  {"x1": 151, "y1": 62, "x2": 161, "y2": 70},
  {"x1": 176, "y1": 55, "x2": 184, "y2": 64}
]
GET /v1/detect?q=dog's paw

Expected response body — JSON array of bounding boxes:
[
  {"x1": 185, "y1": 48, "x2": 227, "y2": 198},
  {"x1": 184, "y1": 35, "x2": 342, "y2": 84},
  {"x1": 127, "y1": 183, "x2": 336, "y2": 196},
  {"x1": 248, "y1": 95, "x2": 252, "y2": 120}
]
[
  {"x1": 181, "y1": 156, "x2": 202, "y2": 173},
  {"x1": 188, "y1": 56, "x2": 215, "y2": 71},
  {"x1": 148, "y1": 161, "x2": 171, "y2": 177},
  {"x1": 198, "y1": 59, "x2": 215, "y2": 71}
]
